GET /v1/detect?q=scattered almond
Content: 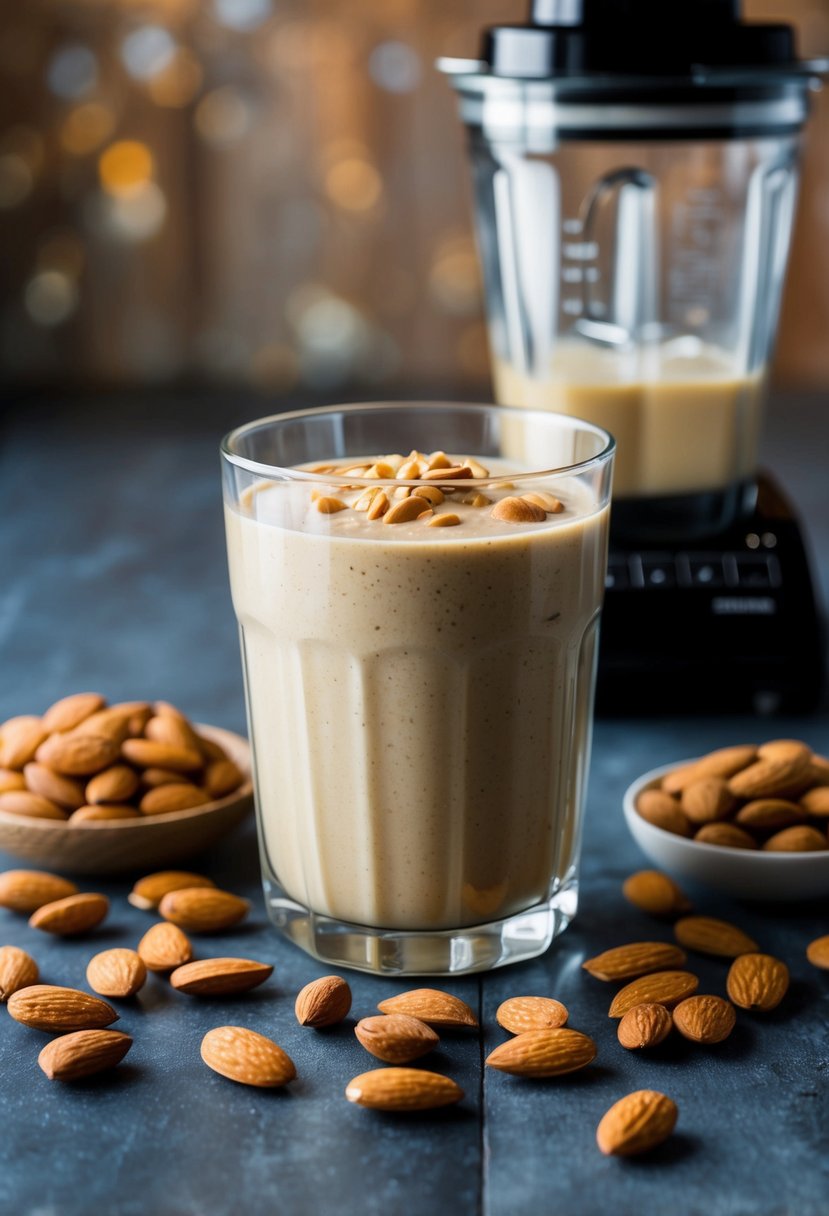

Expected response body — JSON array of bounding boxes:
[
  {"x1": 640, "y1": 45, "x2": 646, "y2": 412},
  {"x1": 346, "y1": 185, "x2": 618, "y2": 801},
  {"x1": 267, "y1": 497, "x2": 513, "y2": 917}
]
[
  {"x1": 137, "y1": 922, "x2": 193, "y2": 972},
  {"x1": 622, "y1": 871, "x2": 691, "y2": 917},
  {"x1": 201, "y1": 1026, "x2": 296, "y2": 1088},
  {"x1": 129, "y1": 870, "x2": 216, "y2": 910},
  {"x1": 38, "y1": 1029, "x2": 132, "y2": 1081},
  {"x1": 86, "y1": 948, "x2": 147, "y2": 998},
  {"x1": 158, "y1": 886, "x2": 250, "y2": 933},
  {"x1": 295, "y1": 975, "x2": 352, "y2": 1027},
  {"x1": 806, "y1": 935, "x2": 829, "y2": 970},
  {"x1": 0, "y1": 869, "x2": 78, "y2": 913},
  {"x1": 763, "y1": 825, "x2": 826, "y2": 852},
  {"x1": 345, "y1": 1067, "x2": 463, "y2": 1111},
  {"x1": 596, "y1": 1090, "x2": 678, "y2": 1157},
  {"x1": 411, "y1": 485, "x2": 444, "y2": 506},
  {"x1": 377, "y1": 987, "x2": 477, "y2": 1028},
  {"x1": 617, "y1": 1003, "x2": 673, "y2": 1050},
  {"x1": 673, "y1": 916, "x2": 758, "y2": 958},
  {"x1": 495, "y1": 996, "x2": 568, "y2": 1034},
  {"x1": 521, "y1": 490, "x2": 563, "y2": 513},
  {"x1": 427, "y1": 513, "x2": 461, "y2": 527},
  {"x1": 383, "y1": 496, "x2": 432, "y2": 524},
  {"x1": 672, "y1": 995, "x2": 736, "y2": 1044},
  {"x1": 726, "y1": 953, "x2": 789, "y2": 1012},
  {"x1": 608, "y1": 971, "x2": 700, "y2": 1018},
  {"x1": 7, "y1": 984, "x2": 118, "y2": 1031},
  {"x1": 485, "y1": 1027, "x2": 596, "y2": 1077},
  {"x1": 315, "y1": 496, "x2": 348, "y2": 514},
  {"x1": 490, "y1": 496, "x2": 546, "y2": 524},
  {"x1": 355, "y1": 1014, "x2": 439, "y2": 1064},
  {"x1": 0, "y1": 945, "x2": 39, "y2": 1001},
  {"x1": 170, "y1": 957, "x2": 273, "y2": 996},
  {"x1": 583, "y1": 942, "x2": 687, "y2": 982},
  {"x1": 421, "y1": 465, "x2": 473, "y2": 481},
  {"x1": 29, "y1": 892, "x2": 109, "y2": 936}
]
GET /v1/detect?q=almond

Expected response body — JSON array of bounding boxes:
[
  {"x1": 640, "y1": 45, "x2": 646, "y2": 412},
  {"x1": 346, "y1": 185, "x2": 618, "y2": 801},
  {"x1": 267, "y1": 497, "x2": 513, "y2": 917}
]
[
  {"x1": 197, "y1": 738, "x2": 229, "y2": 766},
  {"x1": 69, "y1": 707, "x2": 134, "y2": 745},
  {"x1": 38, "y1": 1029, "x2": 132, "y2": 1081},
  {"x1": 23, "y1": 763, "x2": 85, "y2": 810},
  {"x1": 694, "y1": 823, "x2": 758, "y2": 849},
  {"x1": 681, "y1": 777, "x2": 736, "y2": 824},
  {"x1": 201, "y1": 1026, "x2": 296, "y2": 1088},
  {"x1": 622, "y1": 870, "x2": 691, "y2": 917},
  {"x1": 7, "y1": 984, "x2": 118, "y2": 1031},
  {"x1": 661, "y1": 763, "x2": 705, "y2": 795},
  {"x1": 376, "y1": 987, "x2": 478, "y2": 1028},
  {"x1": 485, "y1": 1027, "x2": 596, "y2": 1077},
  {"x1": 608, "y1": 971, "x2": 700, "y2": 1018},
  {"x1": 86, "y1": 948, "x2": 147, "y2": 998},
  {"x1": 204, "y1": 760, "x2": 244, "y2": 800},
  {"x1": 672, "y1": 994, "x2": 736, "y2": 1043},
  {"x1": 383, "y1": 496, "x2": 432, "y2": 524},
  {"x1": 490, "y1": 496, "x2": 546, "y2": 524},
  {"x1": 583, "y1": 942, "x2": 687, "y2": 982},
  {"x1": 734, "y1": 799, "x2": 806, "y2": 832},
  {"x1": 345, "y1": 1067, "x2": 463, "y2": 1111},
  {"x1": 673, "y1": 915, "x2": 758, "y2": 958},
  {"x1": 141, "y1": 767, "x2": 186, "y2": 788},
  {"x1": 0, "y1": 790, "x2": 67, "y2": 820},
  {"x1": 159, "y1": 886, "x2": 250, "y2": 932},
  {"x1": 693, "y1": 744, "x2": 758, "y2": 779},
  {"x1": 801, "y1": 787, "x2": 829, "y2": 816},
  {"x1": 128, "y1": 870, "x2": 216, "y2": 910},
  {"x1": 427, "y1": 513, "x2": 461, "y2": 527},
  {"x1": 726, "y1": 953, "x2": 789, "y2": 1011},
  {"x1": 170, "y1": 957, "x2": 273, "y2": 996},
  {"x1": 806, "y1": 935, "x2": 829, "y2": 970},
  {"x1": 295, "y1": 975, "x2": 352, "y2": 1027},
  {"x1": 0, "y1": 869, "x2": 78, "y2": 913},
  {"x1": 728, "y1": 740, "x2": 812, "y2": 799},
  {"x1": 635, "y1": 789, "x2": 691, "y2": 837},
  {"x1": 421, "y1": 465, "x2": 474, "y2": 481},
  {"x1": 121, "y1": 739, "x2": 203, "y2": 773},
  {"x1": 0, "y1": 769, "x2": 26, "y2": 793},
  {"x1": 763, "y1": 825, "x2": 826, "y2": 852},
  {"x1": 355, "y1": 1014, "x2": 439, "y2": 1064},
  {"x1": 137, "y1": 922, "x2": 193, "y2": 972},
  {"x1": 29, "y1": 893, "x2": 109, "y2": 936},
  {"x1": 0, "y1": 717, "x2": 49, "y2": 769},
  {"x1": 315, "y1": 496, "x2": 348, "y2": 514},
  {"x1": 495, "y1": 996, "x2": 568, "y2": 1034},
  {"x1": 596, "y1": 1090, "x2": 678, "y2": 1157},
  {"x1": 70, "y1": 804, "x2": 141, "y2": 822},
  {"x1": 144, "y1": 713, "x2": 202, "y2": 753},
  {"x1": 521, "y1": 490, "x2": 563, "y2": 513},
  {"x1": 411, "y1": 485, "x2": 445, "y2": 506},
  {"x1": 0, "y1": 945, "x2": 39, "y2": 1001},
  {"x1": 35, "y1": 732, "x2": 119, "y2": 777},
  {"x1": 617, "y1": 1003, "x2": 673, "y2": 1050},
  {"x1": 366, "y1": 489, "x2": 390, "y2": 520},
  {"x1": 139, "y1": 783, "x2": 211, "y2": 815},
  {"x1": 42, "y1": 693, "x2": 106, "y2": 733},
  {"x1": 85, "y1": 765, "x2": 140, "y2": 805}
]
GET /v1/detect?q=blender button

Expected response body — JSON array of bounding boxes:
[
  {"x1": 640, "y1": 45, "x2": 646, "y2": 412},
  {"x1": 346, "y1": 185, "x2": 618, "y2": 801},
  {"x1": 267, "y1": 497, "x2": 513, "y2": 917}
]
[
  {"x1": 605, "y1": 559, "x2": 630, "y2": 590},
  {"x1": 685, "y1": 557, "x2": 726, "y2": 589},
  {"x1": 641, "y1": 558, "x2": 676, "y2": 589}
]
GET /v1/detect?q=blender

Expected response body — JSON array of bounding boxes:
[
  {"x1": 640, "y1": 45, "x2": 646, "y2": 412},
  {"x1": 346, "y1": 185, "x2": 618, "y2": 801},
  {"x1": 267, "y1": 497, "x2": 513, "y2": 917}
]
[{"x1": 441, "y1": 0, "x2": 827, "y2": 713}]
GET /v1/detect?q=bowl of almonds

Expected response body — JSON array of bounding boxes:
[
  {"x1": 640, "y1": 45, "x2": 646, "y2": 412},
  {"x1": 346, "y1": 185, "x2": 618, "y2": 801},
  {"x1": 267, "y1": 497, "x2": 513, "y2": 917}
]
[
  {"x1": 0, "y1": 694, "x2": 252, "y2": 874},
  {"x1": 623, "y1": 739, "x2": 829, "y2": 900}
]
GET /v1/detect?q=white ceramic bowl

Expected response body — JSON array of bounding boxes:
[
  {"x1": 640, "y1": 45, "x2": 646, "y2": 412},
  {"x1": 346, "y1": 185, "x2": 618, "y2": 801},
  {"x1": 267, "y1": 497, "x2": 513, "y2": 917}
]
[{"x1": 623, "y1": 760, "x2": 829, "y2": 902}]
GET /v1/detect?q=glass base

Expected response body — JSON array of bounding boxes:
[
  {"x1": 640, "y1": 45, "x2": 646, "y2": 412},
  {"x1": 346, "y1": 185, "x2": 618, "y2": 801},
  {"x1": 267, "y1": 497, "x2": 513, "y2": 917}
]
[{"x1": 261, "y1": 876, "x2": 579, "y2": 977}]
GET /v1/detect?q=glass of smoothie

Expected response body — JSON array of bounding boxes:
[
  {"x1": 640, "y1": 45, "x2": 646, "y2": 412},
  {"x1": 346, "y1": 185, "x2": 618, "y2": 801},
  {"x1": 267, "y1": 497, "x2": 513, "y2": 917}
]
[{"x1": 222, "y1": 402, "x2": 614, "y2": 975}]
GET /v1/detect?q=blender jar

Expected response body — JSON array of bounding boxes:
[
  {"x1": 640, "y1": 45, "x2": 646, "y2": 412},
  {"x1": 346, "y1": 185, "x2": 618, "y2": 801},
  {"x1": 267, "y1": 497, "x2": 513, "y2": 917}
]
[{"x1": 442, "y1": 0, "x2": 826, "y2": 538}]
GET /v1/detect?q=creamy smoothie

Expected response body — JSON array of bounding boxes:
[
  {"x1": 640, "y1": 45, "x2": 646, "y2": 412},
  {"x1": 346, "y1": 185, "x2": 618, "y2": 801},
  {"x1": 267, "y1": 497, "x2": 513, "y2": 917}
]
[
  {"x1": 225, "y1": 452, "x2": 609, "y2": 932},
  {"x1": 494, "y1": 341, "x2": 763, "y2": 499}
]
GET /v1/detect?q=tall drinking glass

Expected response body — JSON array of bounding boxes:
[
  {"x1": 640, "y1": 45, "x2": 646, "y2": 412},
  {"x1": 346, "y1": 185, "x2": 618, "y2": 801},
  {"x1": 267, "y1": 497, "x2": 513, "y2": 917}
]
[{"x1": 222, "y1": 402, "x2": 614, "y2": 975}]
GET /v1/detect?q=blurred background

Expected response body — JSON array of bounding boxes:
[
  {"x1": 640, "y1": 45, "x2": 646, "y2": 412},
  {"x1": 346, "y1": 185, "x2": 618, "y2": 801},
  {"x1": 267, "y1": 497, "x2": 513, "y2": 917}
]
[{"x1": 1, "y1": 0, "x2": 828, "y2": 398}]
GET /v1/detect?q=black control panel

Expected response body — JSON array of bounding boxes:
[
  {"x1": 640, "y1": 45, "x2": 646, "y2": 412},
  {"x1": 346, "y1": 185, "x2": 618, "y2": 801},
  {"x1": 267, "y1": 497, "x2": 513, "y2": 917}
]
[{"x1": 596, "y1": 476, "x2": 825, "y2": 715}]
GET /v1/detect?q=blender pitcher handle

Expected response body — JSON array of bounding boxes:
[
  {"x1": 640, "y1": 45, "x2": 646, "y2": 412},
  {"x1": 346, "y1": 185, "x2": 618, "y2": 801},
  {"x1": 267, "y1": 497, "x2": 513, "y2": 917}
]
[{"x1": 575, "y1": 166, "x2": 657, "y2": 347}]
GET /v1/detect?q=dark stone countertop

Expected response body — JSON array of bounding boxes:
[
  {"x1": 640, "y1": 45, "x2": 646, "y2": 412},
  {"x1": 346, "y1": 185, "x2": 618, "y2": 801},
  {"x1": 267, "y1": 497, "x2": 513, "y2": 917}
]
[{"x1": 0, "y1": 391, "x2": 827, "y2": 1216}]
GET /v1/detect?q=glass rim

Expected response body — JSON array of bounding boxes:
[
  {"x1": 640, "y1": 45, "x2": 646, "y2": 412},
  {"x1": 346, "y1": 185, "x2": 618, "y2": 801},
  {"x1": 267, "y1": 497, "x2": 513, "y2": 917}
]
[{"x1": 220, "y1": 400, "x2": 615, "y2": 485}]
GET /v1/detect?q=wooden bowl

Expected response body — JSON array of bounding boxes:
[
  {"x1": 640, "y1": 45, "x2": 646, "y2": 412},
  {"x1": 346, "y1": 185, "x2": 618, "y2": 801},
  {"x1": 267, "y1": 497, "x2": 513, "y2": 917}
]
[{"x1": 0, "y1": 725, "x2": 253, "y2": 875}]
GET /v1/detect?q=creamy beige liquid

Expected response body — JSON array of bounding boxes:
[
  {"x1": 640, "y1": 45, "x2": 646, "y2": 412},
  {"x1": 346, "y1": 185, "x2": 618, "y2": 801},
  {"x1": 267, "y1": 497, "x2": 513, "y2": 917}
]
[
  {"x1": 225, "y1": 462, "x2": 608, "y2": 931},
  {"x1": 494, "y1": 341, "x2": 763, "y2": 499}
]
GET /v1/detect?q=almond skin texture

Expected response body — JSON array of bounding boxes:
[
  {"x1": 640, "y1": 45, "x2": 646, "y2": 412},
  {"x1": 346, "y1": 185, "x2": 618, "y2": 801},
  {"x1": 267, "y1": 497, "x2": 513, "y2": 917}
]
[
  {"x1": 597, "y1": 1090, "x2": 678, "y2": 1157},
  {"x1": 490, "y1": 496, "x2": 546, "y2": 524},
  {"x1": 0, "y1": 869, "x2": 78, "y2": 913},
  {"x1": 495, "y1": 996, "x2": 568, "y2": 1034},
  {"x1": 137, "y1": 922, "x2": 193, "y2": 972},
  {"x1": 170, "y1": 958, "x2": 273, "y2": 996},
  {"x1": 42, "y1": 693, "x2": 106, "y2": 733},
  {"x1": 806, "y1": 936, "x2": 829, "y2": 970},
  {"x1": 728, "y1": 742, "x2": 812, "y2": 800},
  {"x1": 85, "y1": 765, "x2": 140, "y2": 805},
  {"x1": 355, "y1": 1014, "x2": 439, "y2": 1064},
  {"x1": 0, "y1": 790, "x2": 67, "y2": 820},
  {"x1": 583, "y1": 942, "x2": 687, "y2": 982},
  {"x1": 0, "y1": 718, "x2": 50, "y2": 769},
  {"x1": 201, "y1": 1026, "x2": 295, "y2": 1088},
  {"x1": 0, "y1": 945, "x2": 39, "y2": 1001},
  {"x1": 204, "y1": 760, "x2": 244, "y2": 800},
  {"x1": 622, "y1": 871, "x2": 691, "y2": 917},
  {"x1": 38, "y1": 1029, "x2": 132, "y2": 1081},
  {"x1": 694, "y1": 823, "x2": 758, "y2": 850},
  {"x1": 128, "y1": 871, "x2": 216, "y2": 910},
  {"x1": 801, "y1": 787, "x2": 829, "y2": 816},
  {"x1": 735, "y1": 799, "x2": 807, "y2": 832},
  {"x1": 608, "y1": 971, "x2": 700, "y2": 1018},
  {"x1": 681, "y1": 777, "x2": 736, "y2": 824},
  {"x1": 377, "y1": 988, "x2": 478, "y2": 1028},
  {"x1": 139, "y1": 784, "x2": 211, "y2": 815},
  {"x1": 70, "y1": 804, "x2": 141, "y2": 823},
  {"x1": 345, "y1": 1067, "x2": 463, "y2": 1111},
  {"x1": 617, "y1": 1003, "x2": 673, "y2": 1050},
  {"x1": 726, "y1": 953, "x2": 790, "y2": 1012},
  {"x1": 763, "y1": 825, "x2": 827, "y2": 852},
  {"x1": 144, "y1": 713, "x2": 202, "y2": 754},
  {"x1": 7, "y1": 984, "x2": 118, "y2": 1031},
  {"x1": 121, "y1": 738, "x2": 203, "y2": 774},
  {"x1": 694, "y1": 745, "x2": 758, "y2": 780},
  {"x1": 635, "y1": 789, "x2": 691, "y2": 837},
  {"x1": 158, "y1": 887, "x2": 250, "y2": 933},
  {"x1": 34, "y1": 733, "x2": 120, "y2": 777},
  {"x1": 674, "y1": 916, "x2": 758, "y2": 958},
  {"x1": 23, "y1": 764, "x2": 85, "y2": 810},
  {"x1": 29, "y1": 892, "x2": 109, "y2": 936},
  {"x1": 295, "y1": 975, "x2": 352, "y2": 1027},
  {"x1": 485, "y1": 1027, "x2": 596, "y2": 1077},
  {"x1": 672, "y1": 995, "x2": 736, "y2": 1044},
  {"x1": 0, "y1": 769, "x2": 26, "y2": 793},
  {"x1": 86, "y1": 948, "x2": 147, "y2": 998}
]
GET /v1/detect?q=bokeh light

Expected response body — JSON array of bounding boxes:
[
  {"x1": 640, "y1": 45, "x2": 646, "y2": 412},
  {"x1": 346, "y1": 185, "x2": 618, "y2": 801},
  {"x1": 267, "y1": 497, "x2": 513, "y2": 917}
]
[
  {"x1": 37, "y1": 231, "x2": 85, "y2": 279},
  {"x1": 324, "y1": 158, "x2": 383, "y2": 213},
  {"x1": 98, "y1": 141, "x2": 155, "y2": 198},
  {"x1": 102, "y1": 182, "x2": 168, "y2": 243},
  {"x1": 429, "y1": 235, "x2": 482, "y2": 315},
  {"x1": 24, "y1": 270, "x2": 79, "y2": 327},
  {"x1": 368, "y1": 41, "x2": 421, "y2": 94},
  {"x1": 213, "y1": 0, "x2": 272, "y2": 32},
  {"x1": 0, "y1": 156, "x2": 33, "y2": 208},
  {"x1": 147, "y1": 49, "x2": 203, "y2": 108},
  {"x1": 249, "y1": 342, "x2": 300, "y2": 390},
  {"x1": 1, "y1": 126, "x2": 44, "y2": 174},
  {"x1": 194, "y1": 88, "x2": 253, "y2": 146},
  {"x1": 456, "y1": 322, "x2": 490, "y2": 378},
  {"x1": 60, "y1": 103, "x2": 115, "y2": 155},
  {"x1": 121, "y1": 26, "x2": 176, "y2": 81},
  {"x1": 47, "y1": 44, "x2": 97, "y2": 99}
]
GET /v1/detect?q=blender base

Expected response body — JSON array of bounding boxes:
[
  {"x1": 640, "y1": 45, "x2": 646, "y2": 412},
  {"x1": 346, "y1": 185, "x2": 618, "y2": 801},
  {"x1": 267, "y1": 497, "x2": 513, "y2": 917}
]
[{"x1": 596, "y1": 472, "x2": 825, "y2": 715}]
